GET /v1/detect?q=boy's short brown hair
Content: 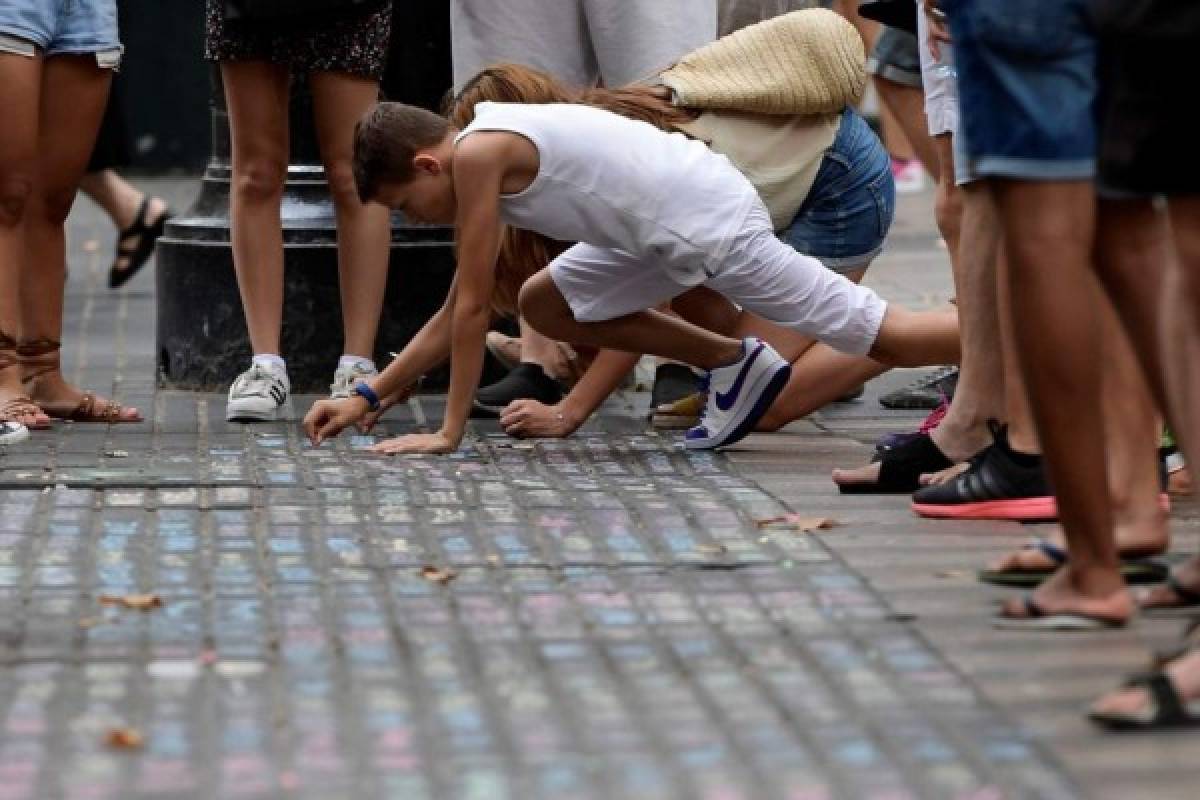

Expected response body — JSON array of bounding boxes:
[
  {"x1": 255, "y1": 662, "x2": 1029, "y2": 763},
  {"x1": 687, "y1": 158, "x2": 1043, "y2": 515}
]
[{"x1": 352, "y1": 102, "x2": 451, "y2": 203}]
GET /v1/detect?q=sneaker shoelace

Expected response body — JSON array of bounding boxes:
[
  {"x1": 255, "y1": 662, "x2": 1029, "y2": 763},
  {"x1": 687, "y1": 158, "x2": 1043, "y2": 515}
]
[
  {"x1": 331, "y1": 364, "x2": 372, "y2": 395},
  {"x1": 236, "y1": 365, "x2": 279, "y2": 398},
  {"x1": 917, "y1": 398, "x2": 950, "y2": 435}
]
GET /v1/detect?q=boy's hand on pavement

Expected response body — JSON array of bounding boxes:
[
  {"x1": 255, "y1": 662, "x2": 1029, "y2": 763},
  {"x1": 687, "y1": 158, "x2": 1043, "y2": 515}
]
[
  {"x1": 500, "y1": 399, "x2": 579, "y2": 438},
  {"x1": 304, "y1": 396, "x2": 369, "y2": 445},
  {"x1": 369, "y1": 430, "x2": 459, "y2": 455}
]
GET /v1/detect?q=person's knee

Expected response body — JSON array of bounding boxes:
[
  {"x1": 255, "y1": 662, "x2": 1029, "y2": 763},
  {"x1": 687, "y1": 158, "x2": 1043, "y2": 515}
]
[
  {"x1": 934, "y1": 181, "x2": 963, "y2": 243},
  {"x1": 518, "y1": 275, "x2": 566, "y2": 336},
  {"x1": 323, "y1": 160, "x2": 360, "y2": 208},
  {"x1": 0, "y1": 173, "x2": 34, "y2": 228},
  {"x1": 233, "y1": 155, "x2": 287, "y2": 203}
]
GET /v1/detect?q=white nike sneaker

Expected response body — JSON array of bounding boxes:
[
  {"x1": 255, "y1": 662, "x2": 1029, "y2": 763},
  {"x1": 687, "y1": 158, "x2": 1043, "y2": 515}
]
[
  {"x1": 684, "y1": 338, "x2": 791, "y2": 450},
  {"x1": 0, "y1": 420, "x2": 29, "y2": 446},
  {"x1": 226, "y1": 363, "x2": 290, "y2": 422},
  {"x1": 330, "y1": 362, "x2": 379, "y2": 399}
]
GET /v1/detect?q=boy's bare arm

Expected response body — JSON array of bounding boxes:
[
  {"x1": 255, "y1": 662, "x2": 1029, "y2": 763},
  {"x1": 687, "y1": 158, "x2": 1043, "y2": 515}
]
[
  {"x1": 438, "y1": 137, "x2": 509, "y2": 443},
  {"x1": 369, "y1": 135, "x2": 510, "y2": 455},
  {"x1": 302, "y1": 277, "x2": 458, "y2": 445}
]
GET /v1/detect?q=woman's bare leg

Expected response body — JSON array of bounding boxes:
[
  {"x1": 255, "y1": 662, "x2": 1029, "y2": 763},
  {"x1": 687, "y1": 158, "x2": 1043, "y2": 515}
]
[
  {"x1": 309, "y1": 70, "x2": 390, "y2": 360},
  {"x1": 20, "y1": 55, "x2": 138, "y2": 420},
  {"x1": 221, "y1": 60, "x2": 290, "y2": 357},
  {"x1": 0, "y1": 52, "x2": 50, "y2": 428}
]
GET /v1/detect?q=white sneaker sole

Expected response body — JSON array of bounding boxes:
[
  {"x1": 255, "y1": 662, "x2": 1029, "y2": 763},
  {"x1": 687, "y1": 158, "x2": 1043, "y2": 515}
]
[
  {"x1": 226, "y1": 403, "x2": 284, "y2": 423},
  {"x1": 684, "y1": 358, "x2": 790, "y2": 450}
]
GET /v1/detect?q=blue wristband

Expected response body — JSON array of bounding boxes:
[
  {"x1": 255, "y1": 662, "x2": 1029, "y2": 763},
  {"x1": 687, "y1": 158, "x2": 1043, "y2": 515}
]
[{"x1": 353, "y1": 382, "x2": 381, "y2": 412}]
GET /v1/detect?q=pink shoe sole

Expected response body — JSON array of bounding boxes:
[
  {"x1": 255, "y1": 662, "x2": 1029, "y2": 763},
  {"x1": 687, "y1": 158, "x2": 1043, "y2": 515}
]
[{"x1": 912, "y1": 493, "x2": 1171, "y2": 522}]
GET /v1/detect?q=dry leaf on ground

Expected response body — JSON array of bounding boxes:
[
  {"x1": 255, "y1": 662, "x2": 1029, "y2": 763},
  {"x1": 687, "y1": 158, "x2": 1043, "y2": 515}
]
[
  {"x1": 755, "y1": 515, "x2": 837, "y2": 533},
  {"x1": 105, "y1": 728, "x2": 144, "y2": 749},
  {"x1": 419, "y1": 566, "x2": 458, "y2": 585},
  {"x1": 99, "y1": 593, "x2": 163, "y2": 611}
]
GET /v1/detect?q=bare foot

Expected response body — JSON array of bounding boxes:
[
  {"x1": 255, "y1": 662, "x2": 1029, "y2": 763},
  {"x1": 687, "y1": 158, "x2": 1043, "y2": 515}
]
[
  {"x1": 1169, "y1": 466, "x2": 1193, "y2": 496},
  {"x1": 1090, "y1": 649, "x2": 1200, "y2": 718},
  {"x1": 988, "y1": 498, "x2": 1169, "y2": 574},
  {"x1": 26, "y1": 372, "x2": 141, "y2": 423},
  {"x1": 0, "y1": 381, "x2": 52, "y2": 429},
  {"x1": 919, "y1": 461, "x2": 968, "y2": 487},
  {"x1": 997, "y1": 566, "x2": 1134, "y2": 624},
  {"x1": 831, "y1": 461, "x2": 881, "y2": 488},
  {"x1": 1138, "y1": 555, "x2": 1200, "y2": 612}
]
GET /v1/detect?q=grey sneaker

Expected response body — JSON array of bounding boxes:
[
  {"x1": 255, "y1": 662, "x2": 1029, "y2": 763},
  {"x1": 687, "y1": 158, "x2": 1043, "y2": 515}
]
[
  {"x1": 879, "y1": 366, "x2": 958, "y2": 410},
  {"x1": 226, "y1": 363, "x2": 290, "y2": 422},
  {"x1": 330, "y1": 362, "x2": 379, "y2": 399}
]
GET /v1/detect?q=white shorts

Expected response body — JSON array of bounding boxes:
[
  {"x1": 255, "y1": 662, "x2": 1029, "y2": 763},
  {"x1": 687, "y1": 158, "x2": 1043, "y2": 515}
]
[
  {"x1": 915, "y1": 0, "x2": 959, "y2": 138},
  {"x1": 450, "y1": 0, "x2": 716, "y2": 90},
  {"x1": 549, "y1": 203, "x2": 888, "y2": 356}
]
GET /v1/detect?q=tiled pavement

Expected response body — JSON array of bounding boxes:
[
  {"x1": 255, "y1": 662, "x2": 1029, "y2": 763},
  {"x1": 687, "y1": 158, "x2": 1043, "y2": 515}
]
[{"x1": 0, "y1": 179, "x2": 1195, "y2": 799}]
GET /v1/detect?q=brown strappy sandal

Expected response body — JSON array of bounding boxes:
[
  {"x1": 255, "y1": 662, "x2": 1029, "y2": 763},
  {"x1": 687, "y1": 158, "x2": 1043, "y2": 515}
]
[
  {"x1": 0, "y1": 331, "x2": 51, "y2": 430},
  {"x1": 17, "y1": 337, "x2": 140, "y2": 423}
]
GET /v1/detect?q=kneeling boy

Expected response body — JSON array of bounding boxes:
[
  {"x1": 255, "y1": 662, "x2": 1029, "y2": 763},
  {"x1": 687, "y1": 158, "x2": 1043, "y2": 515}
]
[{"x1": 305, "y1": 100, "x2": 945, "y2": 453}]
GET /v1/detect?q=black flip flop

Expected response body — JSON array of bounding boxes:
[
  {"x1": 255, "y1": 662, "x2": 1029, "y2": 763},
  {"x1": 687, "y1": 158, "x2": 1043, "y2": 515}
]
[
  {"x1": 1090, "y1": 671, "x2": 1200, "y2": 731},
  {"x1": 978, "y1": 539, "x2": 1169, "y2": 588},
  {"x1": 837, "y1": 433, "x2": 953, "y2": 495},
  {"x1": 109, "y1": 197, "x2": 171, "y2": 289},
  {"x1": 994, "y1": 596, "x2": 1126, "y2": 631}
]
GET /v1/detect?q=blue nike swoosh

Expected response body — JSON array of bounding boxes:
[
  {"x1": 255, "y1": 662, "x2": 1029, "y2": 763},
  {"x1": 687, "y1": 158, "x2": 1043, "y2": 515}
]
[{"x1": 715, "y1": 342, "x2": 765, "y2": 412}]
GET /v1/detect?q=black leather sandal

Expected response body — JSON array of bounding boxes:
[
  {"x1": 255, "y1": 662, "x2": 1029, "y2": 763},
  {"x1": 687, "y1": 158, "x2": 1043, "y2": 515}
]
[{"x1": 108, "y1": 196, "x2": 171, "y2": 289}]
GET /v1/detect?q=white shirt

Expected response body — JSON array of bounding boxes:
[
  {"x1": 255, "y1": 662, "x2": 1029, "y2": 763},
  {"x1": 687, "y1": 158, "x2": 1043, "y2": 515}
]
[{"x1": 456, "y1": 101, "x2": 759, "y2": 285}]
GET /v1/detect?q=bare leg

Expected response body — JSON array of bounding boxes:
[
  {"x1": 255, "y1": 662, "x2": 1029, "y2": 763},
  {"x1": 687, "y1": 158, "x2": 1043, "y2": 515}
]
[
  {"x1": 1163, "y1": 198, "x2": 1200, "y2": 467},
  {"x1": 20, "y1": 55, "x2": 139, "y2": 421},
  {"x1": 867, "y1": 306, "x2": 961, "y2": 367},
  {"x1": 310, "y1": 70, "x2": 390, "y2": 360},
  {"x1": 516, "y1": 317, "x2": 577, "y2": 381},
  {"x1": 1131, "y1": 198, "x2": 1200, "y2": 608},
  {"x1": 987, "y1": 291, "x2": 1168, "y2": 574},
  {"x1": 0, "y1": 52, "x2": 50, "y2": 428},
  {"x1": 992, "y1": 179, "x2": 1128, "y2": 623},
  {"x1": 931, "y1": 135, "x2": 963, "y2": 256},
  {"x1": 519, "y1": 271, "x2": 743, "y2": 370},
  {"x1": 221, "y1": 60, "x2": 290, "y2": 357},
  {"x1": 77, "y1": 169, "x2": 168, "y2": 235},
  {"x1": 874, "y1": 77, "x2": 940, "y2": 181},
  {"x1": 927, "y1": 179, "x2": 1005, "y2": 461}
]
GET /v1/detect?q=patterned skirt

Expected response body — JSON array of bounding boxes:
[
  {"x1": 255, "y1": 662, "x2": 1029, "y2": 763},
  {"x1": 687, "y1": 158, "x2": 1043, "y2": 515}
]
[{"x1": 204, "y1": 0, "x2": 393, "y2": 80}]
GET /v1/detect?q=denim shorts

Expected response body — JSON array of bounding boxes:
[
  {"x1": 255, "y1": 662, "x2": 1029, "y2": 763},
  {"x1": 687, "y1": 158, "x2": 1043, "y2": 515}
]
[
  {"x1": 0, "y1": 0, "x2": 121, "y2": 66},
  {"x1": 780, "y1": 108, "x2": 895, "y2": 273},
  {"x1": 944, "y1": 0, "x2": 1096, "y2": 181},
  {"x1": 866, "y1": 26, "x2": 922, "y2": 89}
]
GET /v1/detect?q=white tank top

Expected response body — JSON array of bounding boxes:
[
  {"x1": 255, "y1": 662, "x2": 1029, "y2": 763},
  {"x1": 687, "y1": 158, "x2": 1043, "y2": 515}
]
[{"x1": 456, "y1": 102, "x2": 758, "y2": 284}]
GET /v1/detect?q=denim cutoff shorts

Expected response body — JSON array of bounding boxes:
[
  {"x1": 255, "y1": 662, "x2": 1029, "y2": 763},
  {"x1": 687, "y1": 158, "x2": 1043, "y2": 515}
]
[
  {"x1": 944, "y1": 0, "x2": 1097, "y2": 181},
  {"x1": 780, "y1": 107, "x2": 895, "y2": 273},
  {"x1": 0, "y1": 0, "x2": 121, "y2": 67},
  {"x1": 866, "y1": 25, "x2": 923, "y2": 89}
]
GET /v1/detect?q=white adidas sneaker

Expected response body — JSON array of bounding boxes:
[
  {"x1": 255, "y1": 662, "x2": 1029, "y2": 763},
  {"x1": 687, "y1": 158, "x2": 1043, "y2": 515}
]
[
  {"x1": 0, "y1": 420, "x2": 29, "y2": 446},
  {"x1": 226, "y1": 363, "x2": 290, "y2": 422},
  {"x1": 330, "y1": 361, "x2": 379, "y2": 400}
]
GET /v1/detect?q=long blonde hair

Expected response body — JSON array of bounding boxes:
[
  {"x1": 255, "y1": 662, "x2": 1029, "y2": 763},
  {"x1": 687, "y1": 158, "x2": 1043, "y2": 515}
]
[{"x1": 445, "y1": 64, "x2": 698, "y2": 316}]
